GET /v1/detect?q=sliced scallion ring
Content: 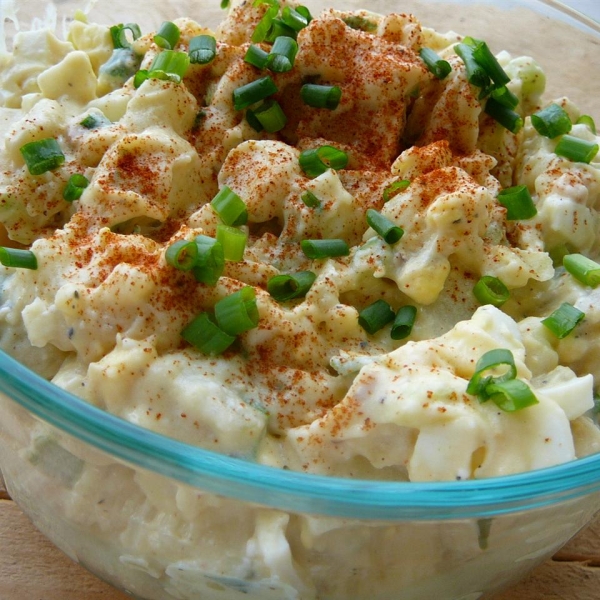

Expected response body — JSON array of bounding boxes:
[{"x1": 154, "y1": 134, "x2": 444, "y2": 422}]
[
  {"x1": 473, "y1": 275, "x2": 509, "y2": 307},
  {"x1": 266, "y1": 36, "x2": 298, "y2": 73},
  {"x1": 300, "y1": 84, "x2": 342, "y2": 110},
  {"x1": 181, "y1": 312, "x2": 235, "y2": 355},
  {"x1": 391, "y1": 305, "x2": 417, "y2": 340},
  {"x1": 554, "y1": 134, "x2": 599, "y2": 164},
  {"x1": 366, "y1": 209, "x2": 404, "y2": 245},
  {"x1": 110, "y1": 23, "x2": 142, "y2": 49},
  {"x1": 300, "y1": 190, "x2": 321, "y2": 208},
  {"x1": 63, "y1": 173, "x2": 90, "y2": 202},
  {"x1": 247, "y1": 99, "x2": 287, "y2": 133},
  {"x1": 466, "y1": 348, "x2": 517, "y2": 399},
  {"x1": 576, "y1": 114, "x2": 597, "y2": 134},
  {"x1": 154, "y1": 21, "x2": 180, "y2": 50},
  {"x1": 358, "y1": 299, "x2": 396, "y2": 335},
  {"x1": 531, "y1": 103, "x2": 572, "y2": 138},
  {"x1": 563, "y1": 253, "x2": 600, "y2": 287},
  {"x1": 165, "y1": 239, "x2": 199, "y2": 271},
  {"x1": 541, "y1": 302, "x2": 585, "y2": 339},
  {"x1": 419, "y1": 47, "x2": 451, "y2": 79},
  {"x1": 0, "y1": 247, "x2": 38, "y2": 270},
  {"x1": 251, "y1": 1, "x2": 280, "y2": 43},
  {"x1": 383, "y1": 179, "x2": 410, "y2": 202},
  {"x1": 299, "y1": 145, "x2": 348, "y2": 178},
  {"x1": 485, "y1": 378, "x2": 539, "y2": 412},
  {"x1": 216, "y1": 224, "x2": 248, "y2": 262},
  {"x1": 189, "y1": 35, "x2": 217, "y2": 65},
  {"x1": 20, "y1": 138, "x2": 65, "y2": 176},
  {"x1": 244, "y1": 44, "x2": 270, "y2": 69},
  {"x1": 300, "y1": 238, "x2": 349, "y2": 259},
  {"x1": 496, "y1": 185, "x2": 537, "y2": 220},
  {"x1": 267, "y1": 271, "x2": 316, "y2": 301},
  {"x1": 485, "y1": 97, "x2": 523, "y2": 133},
  {"x1": 211, "y1": 185, "x2": 248, "y2": 227},
  {"x1": 233, "y1": 75, "x2": 278, "y2": 111},
  {"x1": 214, "y1": 286, "x2": 259, "y2": 336},
  {"x1": 193, "y1": 235, "x2": 225, "y2": 286}
]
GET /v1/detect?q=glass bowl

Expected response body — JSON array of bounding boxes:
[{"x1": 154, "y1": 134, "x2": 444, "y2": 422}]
[{"x1": 1, "y1": 1, "x2": 600, "y2": 599}]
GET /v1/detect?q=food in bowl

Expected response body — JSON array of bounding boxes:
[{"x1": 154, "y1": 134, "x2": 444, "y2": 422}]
[{"x1": 0, "y1": 0, "x2": 599, "y2": 598}]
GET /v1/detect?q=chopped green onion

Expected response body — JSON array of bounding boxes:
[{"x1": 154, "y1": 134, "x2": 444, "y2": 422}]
[
  {"x1": 576, "y1": 114, "x2": 597, "y2": 134},
  {"x1": 391, "y1": 305, "x2": 417, "y2": 340},
  {"x1": 281, "y1": 6, "x2": 311, "y2": 31},
  {"x1": 154, "y1": 21, "x2": 180, "y2": 50},
  {"x1": 266, "y1": 36, "x2": 298, "y2": 73},
  {"x1": 165, "y1": 239, "x2": 199, "y2": 271},
  {"x1": 531, "y1": 103, "x2": 572, "y2": 138},
  {"x1": 342, "y1": 14, "x2": 377, "y2": 32},
  {"x1": 466, "y1": 348, "x2": 517, "y2": 399},
  {"x1": 20, "y1": 138, "x2": 65, "y2": 176},
  {"x1": 267, "y1": 270, "x2": 316, "y2": 301},
  {"x1": 419, "y1": 47, "x2": 452, "y2": 79},
  {"x1": 214, "y1": 286, "x2": 259, "y2": 336},
  {"x1": 211, "y1": 185, "x2": 248, "y2": 226},
  {"x1": 233, "y1": 75, "x2": 278, "y2": 111},
  {"x1": 193, "y1": 235, "x2": 225, "y2": 285},
  {"x1": 301, "y1": 190, "x2": 321, "y2": 208},
  {"x1": 244, "y1": 44, "x2": 269, "y2": 69},
  {"x1": 221, "y1": 0, "x2": 230, "y2": 8},
  {"x1": 80, "y1": 113, "x2": 110, "y2": 129},
  {"x1": 189, "y1": 35, "x2": 217, "y2": 65},
  {"x1": 358, "y1": 299, "x2": 396, "y2": 335},
  {"x1": 181, "y1": 312, "x2": 235, "y2": 355},
  {"x1": 133, "y1": 69, "x2": 150, "y2": 88},
  {"x1": 485, "y1": 378, "x2": 539, "y2": 412},
  {"x1": 299, "y1": 145, "x2": 348, "y2": 178},
  {"x1": 247, "y1": 99, "x2": 287, "y2": 133},
  {"x1": 0, "y1": 247, "x2": 37, "y2": 270},
  {"x1": 555, "y1": 134, "x2": 599, "y2": 164},
  {"x1": 251, "y1": 1, "x2": 280, "y2": 43},
  {"x1": 366, "y1": 209, "x2": 404, "y2": 245},
  {"x1": 473, "y1": 275, "x2": 509, "y2": 307},
  {"x1": 216, "y1": 224, "x2": 248, "y2": 262},
  {"x1": 490, "y1": 85, "x2": 519, "y2": 109},
  {"x1": 542, "y1": 302, "x2": 585, "y2": 339},
  {"x1": 245, "y1": 108, "x2": 264, "y2": 131},
  {"x1": 471, "y1": 40, "x2": 510, "y2": 88},
  {"x1": 150, "y1": 49, "x2": 190, "y2": 79},
  {"x1": 301, "y1": 238, "x2": 349, "y2": 259},
  {"x1": 300, "y1": 84, "x2": 342, "y2": 110},
  {"x1": 264, "y1": 19, "x2": 297, "y2": 42},
  {"x1": 62, "y1": 173, "x2": 89, "y2": 202},
  {"x1": 563, "y1": 253, "x2": 600, "y2": 287},
  {"x1": 485, "y1": 97, "x2": 523, "y2": 133},
  {"x1": 295, "y1": 6, "x2": 313, "y2": 23},
  {"x1": 497, "y1": 185, "x2": 537, "y2": 220},
  {"x1": 455, "y1": 41, "x2": 491, "y2": 92},
  {"x1": 383, "y1": 179, "x2": 410, "y2": 202},
  {"x1": 109, "y1": 23, "x2": 141, "y2": 49}
]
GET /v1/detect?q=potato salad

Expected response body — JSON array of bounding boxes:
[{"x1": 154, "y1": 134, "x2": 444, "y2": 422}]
[{"x1": 1, "y1": 0, "x2": 600, "y2": 488}]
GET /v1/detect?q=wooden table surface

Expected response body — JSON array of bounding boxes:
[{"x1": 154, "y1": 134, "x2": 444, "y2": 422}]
[{"x1": 0, "y1": 477, "x2": 599, "y2": 600}]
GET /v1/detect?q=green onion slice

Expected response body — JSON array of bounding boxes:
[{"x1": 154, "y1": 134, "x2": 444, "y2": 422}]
[
  {"x1": 383, "y1": 179, "x2": 410, "y2": 202},
  {"x1": 281, "y1": 6, "x2": 312, "y2": 31},
  {"x1": 366, "y1": 209, "x2": 404, "y2": 245},
  {"x1": 80, "y1": 113, "x2": 111, "y2": 129},
  {"x1": 497, "y1": 185, "x2": 537, "y2": 220},
  {"x1": 455, "y1": 41, "x2": 491, "y2": 92},
  {"x1": 471, "y1": 39, "x2": 510, "y2": 88},
  {"x1": 300, "y1": 84, "x2": 342, "y2": 110},
  {"x1": 214, "y1": 286, "x2": 259, "y2": 336},
  {"x1": 301, "y1": 238, "x2": 349, "y2": 259},
  {"x1": 301, "y1": 190, "x2": 321, "y2": 208},
  {"x1": 189, "y1": 35, "x2": 217, "y2": 64},
  {"x1": 63, "y1": 173, "x2": 89, "y2": 202},
  {"x1": 473, "y1": 275, "x2": 509, "y2": 307},
  {"x1": 541, "y1": 302, "x2": 585, "y2": 339},
  {"x1": 193, "y1": 235, "x2": 225, "y2": 286},
  {"x1": 267, "y1": 270, "x2": 316, "y2": 301},
  {"x1": 485, "y1": 378, "x2": 539, "y2": 412},
  {"x1": 0, "y1": 247, "x2": 38, "y2": 270},
  {"x1": 485, "y1": 97, "x2": 523, "y2": 134},
  {"x1": 244, "y1": 44, "x2": 269, "y2": 69},
  {"x1": 211, "y1": 185, "x2": 248, "y2": 227},
  {"x1": 555, "y1": 134, "x2": 599, "y2": 164},
  {"x1": 489, "y1": 85, "x2": 519, "y2": 109},
  {"x1": 466, "y1": 348, "x2": 517, "y2": 399},
  {"x1": 20, "y1": 138, "x2": 65, "y2": 176},
  {"x1": 110, "y1": 23, "x2": 141, "y2": 49},
  {"x1": 154, "y1": 21, "x2": 180, "y2": 50},
  {"x1": 299, "y1": 145, "x2": 348, "y2": 178},
  {"x1": 419, "y1": 47, "x2": 452, "y2": 79},
  {"x1": 216, "y1": 224, "x2": 248, "y2": 262},
  {"x1": 233, "y1": 75, "x2": 278, "y2": 111},
  {"x1": 247, "y1": 99, "x2": 287, "y2": 133},
  {"x1": 150, "y1": 49, "x2": 190, "y2": 78},
  {"x1": 251, "y1": 1, "x2": 280, "y2": 43},
  {"x1": 358, "y1": 299, "x2": 396, "y2": 335},
  {"x1": 531, "y1": 103, "x2": 572, "y2": 138},
  {"x1": 264, "y1": 19, "x2": 297, "y2": 42},
  {"x1": 576, "y1": 114, "x2": 597, "y2": 134},
  {"x1": 391, "y1": 305, "x2": 417, "y2": 340},
  {"x1": 563, "y1": 253, "x2": 600, "y2": 287},
  {"x1": 221, "y1": 0, "x2": 230, "y2": 8},
  {"x1": 165, "y1": 239, "x2": 199, "y2": 271},
  {"x1": 266, "y1": 36, "x2": 298, "y2": 73},
  {"x1": 181, "y1": 312, "x2": 235, "y2": 355}
]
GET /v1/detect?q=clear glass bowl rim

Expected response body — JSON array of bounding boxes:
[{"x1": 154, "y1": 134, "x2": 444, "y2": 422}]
[
  {"x1": 2, "y1": 349, "x2": 600, "y2": 520},
  {"x1": 1, "y1": 0, "x2": 600, "y2": 522}
]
